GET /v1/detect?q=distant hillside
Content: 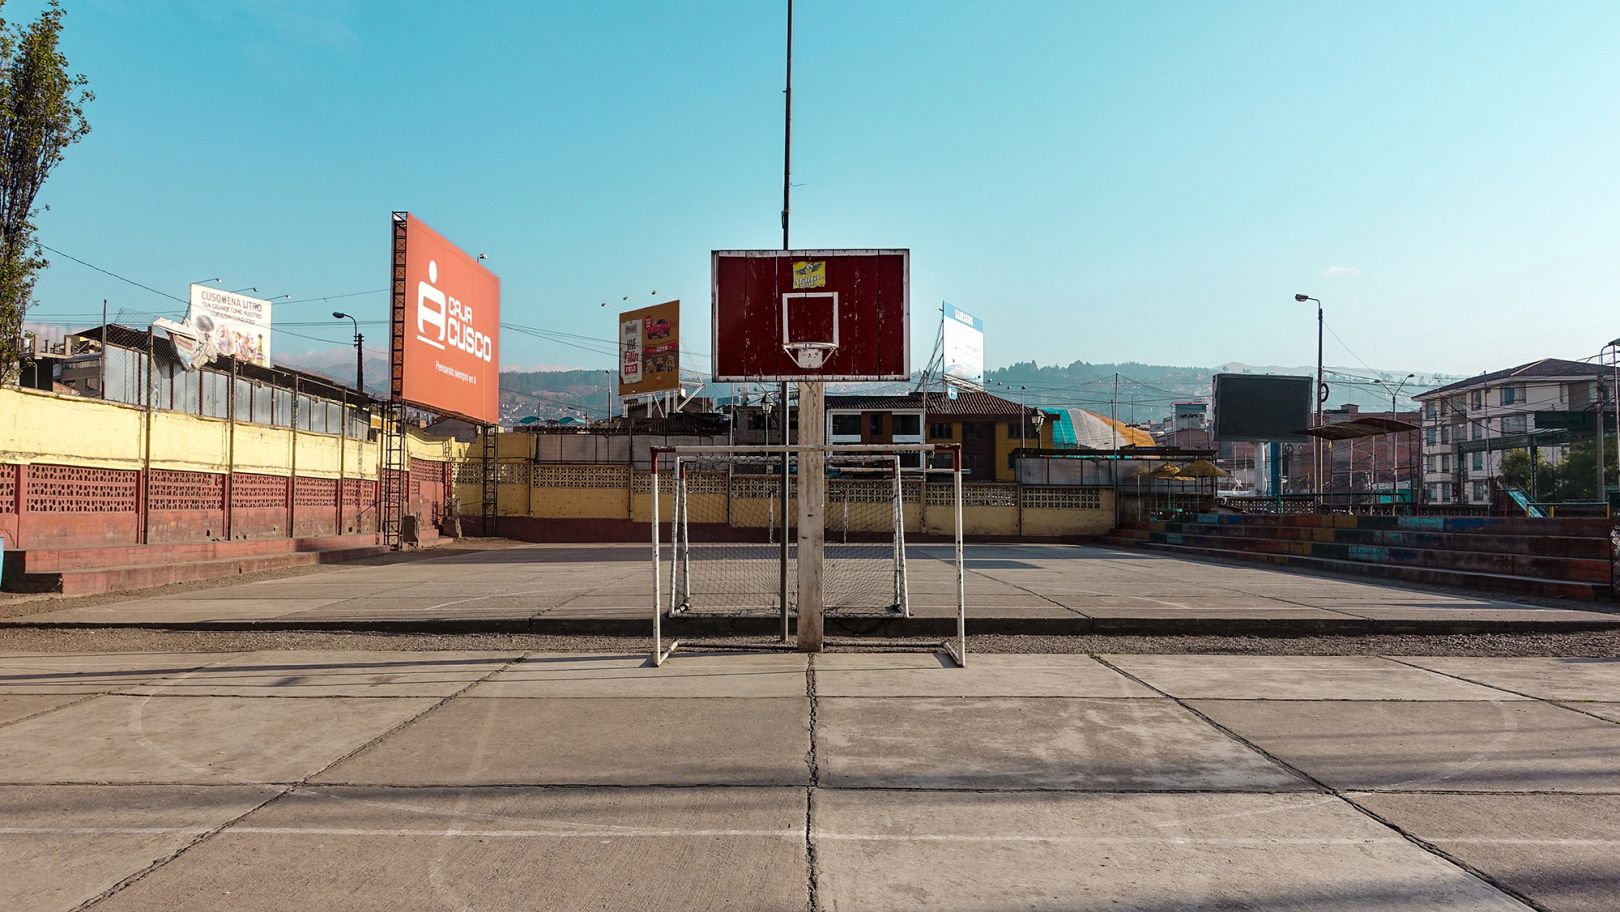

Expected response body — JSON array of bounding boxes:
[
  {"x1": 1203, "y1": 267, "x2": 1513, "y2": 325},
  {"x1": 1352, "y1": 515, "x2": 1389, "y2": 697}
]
[
  {"x1": 484, "y1": 358, "x2": 1455, "y2": 425},
  {"x1": 501, "y1": 369, "x2": 616, "y2": 422},
  {"x1": 984, "y1": 361, "x2": 1216, "y2": 422},
  {"x1": 983, "y1": 360, "x2": 1448, "y2": 422}
]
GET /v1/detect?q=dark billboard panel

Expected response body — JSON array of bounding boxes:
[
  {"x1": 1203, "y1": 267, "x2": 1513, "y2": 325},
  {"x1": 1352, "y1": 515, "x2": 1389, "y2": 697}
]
[{"x1": 1213, "y1": 373, "x2": 1312, "y2": 442}]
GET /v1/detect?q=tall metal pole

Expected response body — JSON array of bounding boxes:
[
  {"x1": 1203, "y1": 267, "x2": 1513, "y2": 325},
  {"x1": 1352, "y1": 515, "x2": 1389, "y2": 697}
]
[
  {"x1": 784, "y1": 0, "x2": 825, "y2": 652},
  {"x1": 1315, "y1": 300, "x2": 1323, "y2": 501},
  {"x1": 778, "y1": 0, "x2": 793, "y2": 641},
  {"x1": 1295, "y1": 294, "x2": 1325, "y2": 507},
  {"x1": 1609, "y1": 341, "x2": 1620, "y2": 504},
  {"x1": 782, "y1": 0, "x2": 793, "y2": 250},
  {"x1": 99, "y1": 299, "x2": 107, "y2": 399},
  {"x1": 1019, "y1": 385, "x2": 1027, "y2": 450}
]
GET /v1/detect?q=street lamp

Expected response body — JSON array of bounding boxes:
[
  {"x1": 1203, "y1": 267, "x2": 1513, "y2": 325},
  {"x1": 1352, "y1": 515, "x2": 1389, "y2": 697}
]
[
  {"x1": 1294, "y1": 294, "x2": 1324, "y2": 503},
  {"x1": 331, "y1": 312, "x2": 363, "y2": 394},
  {"x1": 1019, "y1": 385, "x2": 1028, "y2": 449},
  {"x1": 1375, "y1": 373, "x2": 1416, "y2": 505}
]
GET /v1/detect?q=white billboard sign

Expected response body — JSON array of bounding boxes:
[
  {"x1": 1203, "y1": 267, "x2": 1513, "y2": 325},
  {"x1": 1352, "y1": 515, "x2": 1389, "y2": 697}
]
[
  {"x1": 187, "y1": 285, "x2": 272, "y2": 367},
  {"x1": 941, "y1": 302, "x2": 984, "y2": 388}
]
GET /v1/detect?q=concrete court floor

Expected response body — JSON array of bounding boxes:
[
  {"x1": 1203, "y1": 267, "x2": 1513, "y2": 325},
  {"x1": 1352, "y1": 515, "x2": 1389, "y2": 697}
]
[
  {"x1": 1, "y1": 649, "x2": 1618, "y2": 910},
  {"x1": 9, "y1": 542, "x2": 1618, "y2": 627}
]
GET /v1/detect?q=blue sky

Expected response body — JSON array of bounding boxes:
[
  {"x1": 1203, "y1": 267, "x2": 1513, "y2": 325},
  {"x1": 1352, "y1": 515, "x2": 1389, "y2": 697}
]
[{"x1": 21, "y1": 0, "x2": 1620, "y2": 378}]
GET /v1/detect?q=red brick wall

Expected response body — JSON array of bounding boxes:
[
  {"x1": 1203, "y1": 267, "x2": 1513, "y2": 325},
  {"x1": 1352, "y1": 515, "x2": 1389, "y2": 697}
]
[{"x1": 0, "y1": 461, "x2": 450, "y2": 551}]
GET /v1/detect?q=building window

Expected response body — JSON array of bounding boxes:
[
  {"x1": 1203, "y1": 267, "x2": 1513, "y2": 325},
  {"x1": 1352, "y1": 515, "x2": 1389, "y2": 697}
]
[
  {"x1": 831, "y1": 414, "x2": 860, "y2": 437},
  {"x1": 929, "y1": 422, "x2": 952, "y2": 440},
  {"x1": 1440, "y1": 425, "x2": 1451, "y2": 444},
  {"x1": 869, "y1": 414, "x2": 883, "y2": 437},
  {"x1": 1441, "y1": 454, "x2": 1452, "y2": 472},
  {"x1": 1472, "y1": 480, "x2": 1489, "y2": 502},
  {"x1": 1471, "y1": 452, "x2": 1484, "y2": 471},
  {"x1": 891, "y1": 414, "x2": 921, "y2": 437},
  {"x1": 1470, "y1": 390, "x2": 1482, "y2": 409},
  {"x1": 1501, "y1": 414, "x2": 1527, "y2": 434},
  {"x1": 1425, "y1": 401, "x2": 1437, "y2": 419},
  {"x1": 1425, "y1": 427, "x2": 1435, "y2": 445},
  {"x1": 1500, "y1": 385, "x2": 1523, "y2": 405}
]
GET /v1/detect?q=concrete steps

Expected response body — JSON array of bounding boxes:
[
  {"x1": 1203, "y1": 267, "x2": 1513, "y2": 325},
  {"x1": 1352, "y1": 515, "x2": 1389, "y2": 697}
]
[
  {"x1": 3, "y1": 534, "x2": 410, "y2": 596},
  {"x1": 1105, "y1": 513, "x2": 1614, "y2": 601}
]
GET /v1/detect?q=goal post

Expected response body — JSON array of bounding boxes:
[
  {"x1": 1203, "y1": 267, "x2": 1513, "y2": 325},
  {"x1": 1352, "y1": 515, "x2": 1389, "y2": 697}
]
[{"x1": 650, "y1": 442, "x2": 964, "y2": 666}]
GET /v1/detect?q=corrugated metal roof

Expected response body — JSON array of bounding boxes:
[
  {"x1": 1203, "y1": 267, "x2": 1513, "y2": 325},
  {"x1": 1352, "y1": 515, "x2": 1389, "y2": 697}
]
[{"x1": 1064, "y1": 408, "x2": 1156, "y2": 448}]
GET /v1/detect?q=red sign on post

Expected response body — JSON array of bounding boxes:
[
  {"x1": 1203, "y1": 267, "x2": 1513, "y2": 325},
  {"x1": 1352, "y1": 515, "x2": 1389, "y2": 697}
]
[{"x1": 390, "y1": 213, "x2": 501, "y2": 424}]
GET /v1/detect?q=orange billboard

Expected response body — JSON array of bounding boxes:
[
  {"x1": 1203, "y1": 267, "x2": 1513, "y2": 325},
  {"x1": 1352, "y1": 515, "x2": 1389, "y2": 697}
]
[
  {"x1": 390, "y1": 212, "x2": 500, "y2": 424},
  {"x1": 617, "y1": 300, "x2": 680, "y2": 396}
]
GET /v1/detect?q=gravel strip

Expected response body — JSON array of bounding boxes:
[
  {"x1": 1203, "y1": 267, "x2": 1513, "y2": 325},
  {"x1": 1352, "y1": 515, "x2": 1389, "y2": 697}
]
[{"x1": 0, "y1": 627, "x2": 1616, "y2": 657}]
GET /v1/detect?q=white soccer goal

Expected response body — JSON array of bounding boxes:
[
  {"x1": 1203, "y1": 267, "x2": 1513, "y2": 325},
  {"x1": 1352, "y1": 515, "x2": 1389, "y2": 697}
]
[{"x1": 650, "y1": 443, "x2": 965, "y2": 666}]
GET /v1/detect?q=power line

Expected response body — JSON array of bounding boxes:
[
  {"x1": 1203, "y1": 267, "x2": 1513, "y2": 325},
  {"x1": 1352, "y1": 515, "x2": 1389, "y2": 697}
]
[{"x1": 36, "y1": 243, "x2": 185, "y2": 304}]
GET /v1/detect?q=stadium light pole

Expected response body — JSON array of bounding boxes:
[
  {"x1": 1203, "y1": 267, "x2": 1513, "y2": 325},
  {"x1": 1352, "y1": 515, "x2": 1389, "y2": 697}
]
[
  {"x1": 1295, "y1": 294, "x2": 1324, "y2": 505},
  {"x1": 1376, "y1": 374, "x2": 1415, "y2": 505},
  {"x1": 332, "y1": 312, "x2": 363, "y2": 394},
  {"x1": 1608, "y1": 338, "x2": 1620, "y2": 497}
]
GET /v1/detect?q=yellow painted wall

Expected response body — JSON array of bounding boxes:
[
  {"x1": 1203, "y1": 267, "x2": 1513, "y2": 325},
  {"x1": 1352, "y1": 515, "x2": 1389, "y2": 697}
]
[
  {"x1": 0, "y1": 387, "x2": 148, "y2": 469},
  {"x1": 1022, "y1": 489, "x2": 1116, "y2": 537},
  {"x1": 452, "y1": 460, "x2": 1114, "y2": 538},
  {"x1": 0, "y1": 385, "x2": 455, "y2": 481}
]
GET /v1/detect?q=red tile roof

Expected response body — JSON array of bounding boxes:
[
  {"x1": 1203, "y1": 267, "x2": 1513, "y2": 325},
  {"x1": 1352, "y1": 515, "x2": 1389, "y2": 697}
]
[{"x1": 824, "y1": 390, "x2": 1036, "y2": 416}]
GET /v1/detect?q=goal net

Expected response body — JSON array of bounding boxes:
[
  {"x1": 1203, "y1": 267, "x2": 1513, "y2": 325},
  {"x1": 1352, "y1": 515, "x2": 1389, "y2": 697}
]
[
  {"x1": 664, "y1": 452, "x2": 910, "y2": 619},
  {"x1": 649, "y1": 444, "x2": 965, "y2": 664}
]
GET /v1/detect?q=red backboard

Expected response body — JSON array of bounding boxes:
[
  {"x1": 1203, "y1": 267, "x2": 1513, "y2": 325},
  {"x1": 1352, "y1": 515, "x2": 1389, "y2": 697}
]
[
  {"x1": 390, "y1": 212, "x2": 501, "y2": 424},
  {"x1": 711, "y1": 249, "x2": 909, "y2": 382}
]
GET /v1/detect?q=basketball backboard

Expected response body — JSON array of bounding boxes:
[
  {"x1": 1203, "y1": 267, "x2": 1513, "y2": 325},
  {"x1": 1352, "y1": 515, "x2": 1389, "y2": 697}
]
[{"x1": 711, "y1": 249, "x2": 909, "y2": 382}]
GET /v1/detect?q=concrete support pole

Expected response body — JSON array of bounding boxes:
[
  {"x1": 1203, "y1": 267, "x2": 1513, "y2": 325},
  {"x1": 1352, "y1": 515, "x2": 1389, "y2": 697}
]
[{"x1": 796, "y1": 380, "x2": 825, "y2": 652}]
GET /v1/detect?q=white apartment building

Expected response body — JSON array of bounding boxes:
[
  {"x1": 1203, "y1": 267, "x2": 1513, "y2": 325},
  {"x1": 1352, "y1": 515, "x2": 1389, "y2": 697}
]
[{"x1": 1413, "y1": 358, "x2": 1607, "y2": 506}]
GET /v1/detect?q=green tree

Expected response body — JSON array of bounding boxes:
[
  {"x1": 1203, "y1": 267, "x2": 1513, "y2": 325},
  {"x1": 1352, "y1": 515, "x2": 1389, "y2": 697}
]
[
  {"x1": 0, "y1": 0, "x2": 91, "y2": 382},
  {"x1": 1497, "y1": 448, "x2": 1556, "y2": 498},
  {"x1": 1551, "y1": 440, "x2": 1617, "y2": 501}
]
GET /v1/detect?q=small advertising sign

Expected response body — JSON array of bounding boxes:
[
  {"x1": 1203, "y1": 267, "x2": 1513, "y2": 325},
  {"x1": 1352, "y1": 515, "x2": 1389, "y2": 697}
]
[
  {"x1": 941, "y1": 302, "x2": 985, "y2": 389},
  {"x1": 618, "y1": 300, "x2": 681, "y2": 397},
  {"x1": 187, "y1": 285, "x2": 273, "y2": 367}
]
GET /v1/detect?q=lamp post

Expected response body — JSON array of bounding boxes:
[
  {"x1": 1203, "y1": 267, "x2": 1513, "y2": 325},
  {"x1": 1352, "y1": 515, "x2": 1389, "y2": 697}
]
[
  {"x1": 1019, "y1": 385, "x2": 1028, "y2": 450},
  {"x1": 1294, "y1": 294, "x2": 1324, "y2": 505},
  {"x1": 331, "y1": 312, "x2": 363, "y2": 394},
  {"x1": 1376, "y1": 374, "x2": 1415, "y2": 507},
  {"x1": 1606, "y1": 338, "x2": 1620, "y2": 501}
]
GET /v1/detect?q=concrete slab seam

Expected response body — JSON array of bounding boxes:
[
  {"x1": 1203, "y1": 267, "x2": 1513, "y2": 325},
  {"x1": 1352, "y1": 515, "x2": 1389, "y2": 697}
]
[
  {"x1": 1090, "y1": 654, "x2": 1547, "y2": 912},
  {"x1": 72, "y1": 649, "x2": 534, "y2": 910},
  {"x1": 299, "y1": 650, "x2": 535, "y2": 780},
  {"x1": 1380, "y1": 656, "x2": 1620, "y2": 726},
  {"x1": 1241, "y1": 591, "x2": 1373, "y2": 620},
  {"x1": 962, "y1": 564, "x2": 1086, "y2": 617},
  {"x1": 0, "y1": 692, "x2": 102, "y2": 730},
  {"x1": 70, "y1": 785, "x2": 291, "y2": 912},
  {"x1": 805, "y1": 653, "x2": 820, "y2": 912}
]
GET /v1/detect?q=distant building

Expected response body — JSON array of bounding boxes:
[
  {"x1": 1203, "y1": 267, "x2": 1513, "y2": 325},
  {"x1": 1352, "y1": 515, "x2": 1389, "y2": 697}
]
[
  {"x1": 1414, "y1": 358, "x2": 1608, "y2": 506},
  {"x1": 1171, "y1": 401, "x2": 1207, "y2": 432},
  {"x1": 824, "y1": 390, "x2": 1052, "y2": 481}
]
